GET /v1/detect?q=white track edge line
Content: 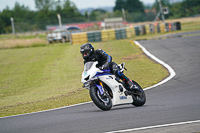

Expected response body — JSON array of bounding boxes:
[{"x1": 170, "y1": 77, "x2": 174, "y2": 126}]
[
  {"x1": 134, "y1": 41, "x2": 176, "y2": 91},
  {"x1": 104, "y1": 120, "x2": 200, "y2": 133},
  {"x1": 104, "y1": 41, "x2": 177, "y2": 133},
  {"x1": 1, "y1": 40, "x2": 175, "y2": 119},
  {"x1": 0, "y1": 101, "x2": 92, "y2": 119}
]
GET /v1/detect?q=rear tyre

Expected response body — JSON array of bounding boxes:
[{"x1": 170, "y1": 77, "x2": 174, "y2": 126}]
[
  {"x1": 131, "y1": 80, "x2": 146, "y2": 106},
  {"x1": 90, "y1": 86, "x2": 112, "y2": 111}
]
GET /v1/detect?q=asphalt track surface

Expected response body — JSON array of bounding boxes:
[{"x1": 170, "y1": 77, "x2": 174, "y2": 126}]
[{"x1": 1, "y1": 32, "x2": 200, "y2": 133}]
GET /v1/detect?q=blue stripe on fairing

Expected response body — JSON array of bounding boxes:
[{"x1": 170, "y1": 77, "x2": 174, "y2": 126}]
[
  {"x1": 95, "y1": 72, "x2": 112, "y2": 77},
  {"x1": 102, "y1": 69, "x2": 111, "y2": 73},
  {"x1": 95, "y1": 68, "x2": 112, "y2": 77}
]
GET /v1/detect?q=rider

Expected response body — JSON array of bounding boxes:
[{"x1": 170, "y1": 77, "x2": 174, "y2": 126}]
[{"x1": 80, "y1": 43, "x2": 138, "y2": 91}]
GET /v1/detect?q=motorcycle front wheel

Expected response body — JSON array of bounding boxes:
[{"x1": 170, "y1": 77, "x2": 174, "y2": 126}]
[
  {"x1": 90, "y1": 86, "x2": 112, "y2": 111},
  {"x1": 131, "y1": 80, "x2": 146, "y2": 106}
]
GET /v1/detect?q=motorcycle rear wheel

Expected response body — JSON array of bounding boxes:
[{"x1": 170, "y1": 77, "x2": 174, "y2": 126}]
[
  {"x1": 90, "y1": 86, "x2": 112, "y2": 111},
  {"x1": 131, "y1": 80, "x2": 146, "y2": 106}
]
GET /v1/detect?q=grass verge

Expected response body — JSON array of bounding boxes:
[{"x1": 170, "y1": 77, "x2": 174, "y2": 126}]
[
  {"x1": 0, "y1": 40, "x2": 169, "y2": 117},
  {"x1": 0, "y1": 38, "x2": 46, "y2": 49}
]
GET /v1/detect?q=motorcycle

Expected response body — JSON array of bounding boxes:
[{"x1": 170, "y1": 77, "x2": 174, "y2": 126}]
[{"x1": 81, "y1": 61, "x2": 146, "y2": 111}]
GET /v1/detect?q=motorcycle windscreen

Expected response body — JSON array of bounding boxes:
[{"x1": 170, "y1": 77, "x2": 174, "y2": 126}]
[{"x1": 84, "y1": 61, "x2": 96, "y2": 72}]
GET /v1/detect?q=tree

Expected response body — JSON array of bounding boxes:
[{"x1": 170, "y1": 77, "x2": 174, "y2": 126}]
[
  {"x1": 181, "y1": 0, "x2": 200, "y2": 16},
  {"x1": 61, "y1": 0, "x2": 85, "y2": 23},
  {"x1": 90, "y1": 9, "x2": 107, "y2": 21},
  {"x1": 114, "y1": 0, "x2": 144, "y2": 13},
  {"x1": 0, "y1": 7, "x2": 12, "y2": 33},
  {"x1": 168, "y1": 0, "x2": 200, "y2": 18},
  {"x1": 114, "y1": 0, "x2": 126, "y2": 12},
  {"x1": 35, "y1": 0, "x2": 54, "y2": 11},
  {"x1": 182, "y1": 0, "x2": 200, "y2": 8},
  {"x1": 168, "y1": 2, "x2": 185, "y2": 18}
]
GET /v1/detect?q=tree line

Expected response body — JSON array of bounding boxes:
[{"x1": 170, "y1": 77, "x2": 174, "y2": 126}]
[{"x1": 0, "y1": 0, "x2": 200, "y2": 34}]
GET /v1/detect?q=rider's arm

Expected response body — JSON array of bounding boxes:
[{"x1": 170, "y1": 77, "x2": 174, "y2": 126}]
[{"x1": 96, "y1": 49, "x2": 112, "y2": 68}]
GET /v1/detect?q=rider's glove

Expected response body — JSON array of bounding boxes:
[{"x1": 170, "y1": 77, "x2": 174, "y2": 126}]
[{"x1": 101, "y1": 62, "x2": 110, "y2": 70}]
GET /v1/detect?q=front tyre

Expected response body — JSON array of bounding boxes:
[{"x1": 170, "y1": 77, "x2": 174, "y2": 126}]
[
  {"x1": 131, "y1": 80, "x2": 146, "y2": 106},
  {"x1": 90, "y1": 86, "x2": 112, "y2": 111}
]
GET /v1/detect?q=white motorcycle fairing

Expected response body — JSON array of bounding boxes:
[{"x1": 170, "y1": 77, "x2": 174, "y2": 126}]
[
  {"x1": 81, "y1": 61, "x2": 133, "y2": 106},
  {"x1": 98, "y1": 75, "x2": 133, "y2": 106}
]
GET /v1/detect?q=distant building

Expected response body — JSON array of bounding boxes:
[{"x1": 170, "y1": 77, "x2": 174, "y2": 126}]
[{"x1": 104, "y1": 17, "x2": 127, "y2": 29}]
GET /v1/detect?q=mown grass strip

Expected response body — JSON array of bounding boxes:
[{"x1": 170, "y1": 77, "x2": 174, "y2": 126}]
[{"x1": 0, "y1": 38, "x2": 47, "y2": 49}]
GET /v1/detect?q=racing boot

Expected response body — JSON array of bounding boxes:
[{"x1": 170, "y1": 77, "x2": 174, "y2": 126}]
[
  {"x1": 126, "y1": 79, "x2": 139, "y2": 91},
  {"x1": 116, "y1": 71, "x2": 139, "y2": 91}
]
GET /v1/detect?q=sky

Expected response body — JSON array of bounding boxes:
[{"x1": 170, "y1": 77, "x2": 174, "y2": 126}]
[{"x1": 0, "y1": 0, "x2": 155, "y2": 11}]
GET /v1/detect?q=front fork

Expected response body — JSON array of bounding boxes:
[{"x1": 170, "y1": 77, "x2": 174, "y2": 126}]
[{"x1": 94, "y1": 81, "x2": 106, "y2": 96}]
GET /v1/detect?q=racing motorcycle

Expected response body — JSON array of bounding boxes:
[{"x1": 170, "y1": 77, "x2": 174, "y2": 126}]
[{"x1": 81, "y1": 61, "x2": 146, "y2": 111}]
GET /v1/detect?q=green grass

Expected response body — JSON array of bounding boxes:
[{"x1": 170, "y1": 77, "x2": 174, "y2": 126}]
[
  {"x1": 0, "y1": 38, "x2": 47, "y2": 49},
  {"x1": 0, "y1": 33, "x2": 46, "y2": 40},
  {"x1": 0, "y1": 40, "x2": 169, "y2": 117},
  {"x1": 1, "y1": 18, "x2": 200, "y2": 117},
  {"x1": 181, "y1": 21, "x2": 200, "y2": 32}
]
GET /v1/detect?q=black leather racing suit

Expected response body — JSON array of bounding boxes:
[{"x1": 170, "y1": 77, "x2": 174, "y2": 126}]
[{"x1": 84, "y1": 49, "x2": 129, "y2": 82}]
